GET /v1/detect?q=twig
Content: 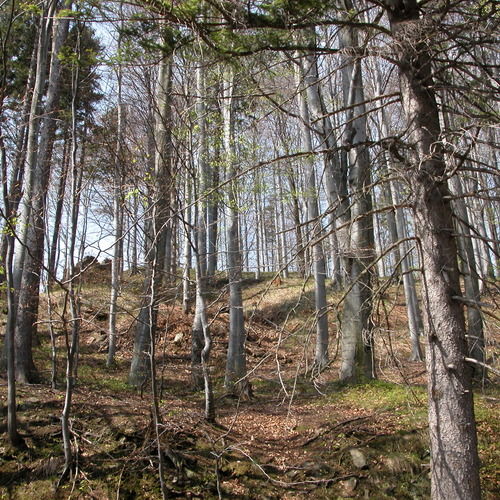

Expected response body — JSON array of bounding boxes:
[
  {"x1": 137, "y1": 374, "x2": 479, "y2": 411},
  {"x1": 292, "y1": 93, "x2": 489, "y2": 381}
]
[
  {"x1": 301, "y1": 414, "x2": 372, "y2": 447},
  {"x1": 464, "y1": 357, "x2": 500, "y2": 376},
  {"x1": 232, "y1": 445, "x2": 360, "y2": 488}
]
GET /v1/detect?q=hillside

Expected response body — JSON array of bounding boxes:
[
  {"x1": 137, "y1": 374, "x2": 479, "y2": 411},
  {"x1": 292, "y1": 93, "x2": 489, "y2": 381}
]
[{"x1": 1, "y1": 271, "x2": 498, "y2": 499}]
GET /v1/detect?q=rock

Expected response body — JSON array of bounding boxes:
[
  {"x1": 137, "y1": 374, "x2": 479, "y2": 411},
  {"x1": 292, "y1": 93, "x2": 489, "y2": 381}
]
[
  {"x1": 173, "y1": 332, "x2": 184, "y2": 343},
  {"x1": 339, "y1": 477, "x2": 358, "y2": 497},
  {"x1": 349, "y1": 448, "x2": 368, "y2": 469},
  {"x1": 185, "y1": 468, "x2": 196, "y2": 479}
]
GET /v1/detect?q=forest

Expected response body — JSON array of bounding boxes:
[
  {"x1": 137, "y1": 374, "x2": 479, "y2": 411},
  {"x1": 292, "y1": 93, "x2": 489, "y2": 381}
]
[{"x1": 0, "y1": 0, "x2": 499, "y2": 498}]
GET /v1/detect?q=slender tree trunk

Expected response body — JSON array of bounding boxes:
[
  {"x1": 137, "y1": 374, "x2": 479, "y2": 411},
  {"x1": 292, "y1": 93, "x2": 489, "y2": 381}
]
[
  {"x1": 192, "y1": 210, "x2": 215, "y2": 417},
  {"x1": 223, "y1": 69, "x2": 250, "y2": 396},
  {"x1": 129, "y1": 53, "x2": 172, "y2": 388},
  {"x1": 0, "y1": 15, "x2": 21, "y2": 440},
  {"x1": 450, "y1": 175, "x2": 484, "y2": 378},
  {"x1": 182, "y1": 175, "x2": 192, "y2": 314},
  {"x1": 387, "y1": 3, "x2": 481, "y2": 498},
  {"x1": 108, "y1": 36, "x2": 125, "y2": 367},
  {"x1": 130, "y1": 194, "x2": 139, "y2": 274},
  {"x1": 195, "y1": 59, "x2": 208, "y2": 280},
  {"x1": 296, "y1": 60, "x2": 329, "y2": 370},
  {"x1": 373, "y1": 60, "x2": 423, "y2": 361},
  {"x1": 390, "y1": 178, "x2": 424, "y2": 361},
  {"x1": 302, "y1": 30, "x2": 349, "y2": 288},
  {"x1": 13, "y1": 0, "x2": 69, "y2": 383},
  {"x1": 253, "y1": 171, "x2": 261, "y2": 279},
  {"x1": 48, "y1": 129, "x2": 70, "y2": 279},
  {"x1": 61, "y1": 33, "x2": 83, "y2": 475},
  {"x1": 191, "y1": 60, "x2": 211, "y2": 380},
  {"x1": 287, "y1": 172, "x2": 306, "y2": 277},
  {"x1": 207, "y1": 145, "x2": 219, "y2": 277},
  {"x1": 277, "y1": 171, "x2": 289, "y2": 278},
  {"x1": 0, "y1": 41, "x2": 37, "y2": 286},
  {"x1": 338, "y1": 11, "x2": 375, "y2": 381}
]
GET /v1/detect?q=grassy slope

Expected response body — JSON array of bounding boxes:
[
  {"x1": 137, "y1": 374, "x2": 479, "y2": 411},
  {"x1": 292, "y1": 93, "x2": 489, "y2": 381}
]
[{"x1": 0, "y1": 270, "x2": 498, "y2": 499}]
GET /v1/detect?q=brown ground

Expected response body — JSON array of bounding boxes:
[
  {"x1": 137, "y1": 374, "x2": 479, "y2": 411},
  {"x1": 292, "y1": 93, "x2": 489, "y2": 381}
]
[{"x1": 0, "y1": 273, "x2": 499, "y2": 499}]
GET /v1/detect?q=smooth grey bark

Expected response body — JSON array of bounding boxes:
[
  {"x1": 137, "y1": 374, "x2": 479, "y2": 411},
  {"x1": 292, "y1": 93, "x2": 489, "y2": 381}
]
[
  {"x1": 107, "y1": 40, "x2": 125, "y2": 367},
  {"x1": 191, "y1": 200, "x2": 205, "y2": 388},
  {"x1": 195, "y1": 59, "x2": 208, "y2": 281},
  {"x1": 182, "y1": 175, "x2": 193, "y2": 314},
  {"x1": 277, "y1": 173, "x2": 289, "y2": 278},
  {"x1": 253, "y1": 170, "x2": 261, "y2": 279},
  {"x1": 130, "y1": 194, "x2": 139, "y2": 274},
  {"x1": 4, "y1": 229, "x2": 19, "y2": 445},
  {"x1": 129, "y1": 54, "x2": 172, "y2": 388},
  {"x1": 191, "y1": 58, "x2": 211, "y2": 380},
  {"x1": 13, "y1": 0, "x2": 68, "y2": 383},
  {"x1": 389, "y1": 178, "x2": 424, "y2": 361},
  {"x1": 191, "y1": 214, "x2": 215, "y2": 418},
  {"x1": 372, "y1": 62, "x2": 423, "y2": 361},
  {"x1": 450, "y1": 175, "x2": 484, "y2": 378},
  {"x1": 469, "y1": 170, "x2": 497, "y2": 289},
  {"x1": 0, "y1": 9, "x2": 21, "y2": 440},
  {"x1": 296, "y1": 60, "x2": 329, "y2": 370},
  {"x1": 12, "y1": 0, "x2": 55, "y2": 289},
  {"x1": 301, "y1": 29, "x2": 349, "y2": 288},
  {"x1": 0, "y1": 40, "x2": 37, "y2": 286},
  {"x1": 223, "y1": 69, "x2": 249, "y2": 396},
  {"x1": 207, "y1": 146, "x2": 220, "y2": 277},
  {"x1": 338, "y1": 11, "x2": 375, "y2": 382},
  {"x1": 287, "y1": 171, "x2": 306, "y2": 277},
  {"x1": 61, "y1": 36, "x2": 83, "y2": 475},
  {"x1": 48, "y1": 129, "x2": 70, "y2": 279},
  {"x1": 387, "y1": 2, "x2": 481, "y2": 498},
  {"x1": 384, "y1": 188, "x2": 402, "y2": 278},
  {"x1": 272, "y1": 169, "x2": 289, "y2": 278}
]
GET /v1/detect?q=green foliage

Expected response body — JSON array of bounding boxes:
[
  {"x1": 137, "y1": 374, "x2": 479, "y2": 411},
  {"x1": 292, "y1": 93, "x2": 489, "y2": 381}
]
[
  {"x1": 18, "y1": 1, "x2": 42, "y2": 16},
  {"x1": 59, "y1": 24, "x2": 103, "y2": 121},
  {"x1": 0, "y1": 2, "x2": 37, "y2": 100}
]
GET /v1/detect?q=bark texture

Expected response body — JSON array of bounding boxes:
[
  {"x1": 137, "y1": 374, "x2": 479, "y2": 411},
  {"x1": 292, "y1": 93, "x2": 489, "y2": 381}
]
[{"x1": 387, "y1": 2, "x2": 481, "y2": 498}]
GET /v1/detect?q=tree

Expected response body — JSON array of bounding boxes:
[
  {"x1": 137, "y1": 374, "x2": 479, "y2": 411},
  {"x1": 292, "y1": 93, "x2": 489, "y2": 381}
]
[
  {"x1": 385, "y1": 1, "x2": 481, "y2": 497},
  {"x1": 108, "y1": 16, "x2": 126, "y2": 367},
  {"x1": 296, "y1": 54, "x2": 330, "y2": 370},
  {"x1": 129, "y1": 48, "x2": 173, "y2": 387},
  {"x1": 338, "y1": 6, "x2": 375, "y2": 382},
  {"x1": 223, "y1": 65, "x2": 250, "y2": 396},
  {"x1": 12, "y1": 0, "x2": 70, "y2": 383}
]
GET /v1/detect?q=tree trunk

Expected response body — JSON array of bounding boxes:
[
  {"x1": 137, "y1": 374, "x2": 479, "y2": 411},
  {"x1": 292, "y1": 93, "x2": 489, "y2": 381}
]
[
  {"x1": 107, "y1": 43, "x2": 125, "y2": 367},
  {"x1": 61, "y1": 31, "x2": 83, "y2": 474},
  {"x1": 301, "y1": 29, "x2": 350, "y2": 288},
  {"x1": 338, "y1": 10, "x2": 375, "y2": 382},
  {"x1": 129, "y1": 54, "x2": 172, "y2": 388},
  {"x1": 182, "y1": 175, "x2": 193, "y2": 314},
  {"x1": 48, "y1": 128, "x2": 70, "y2": 279},
  {"x1": 223, "y1": 69, "x2": 249, "y2": 396},
  {"x1": 296, "y1": 60, "x2": 329, "y2": 370},
  {"x1": 287, "y1": 172, "x2": 306, "y2": 277},
  {"x1": 390, "y1": 178, "x2": 424, "y2": 361},
  {"x1": 207, "y1": 144, "x2": 220, "y2": 277},
  {"x1": 13, "y1": 0, "x2": 69, "y2": 383},
  {"x1": 195, "y1": 59, "x2": 208, "y2": 281},
  {"x1": 450, "y1": 175, "x2": 484, "y2": 379},
  {"x1": 387, "y1": 2, "x2": 481, "y2": 497}
]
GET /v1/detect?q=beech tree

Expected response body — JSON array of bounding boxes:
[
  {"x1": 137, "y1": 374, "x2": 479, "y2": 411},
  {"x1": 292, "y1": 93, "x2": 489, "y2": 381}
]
[
  {"x1": 1, "y1": 0, "x2": 497, "y2": 495},
  {"x1": 129, "y1": 46, "x2": 173, "y2": 387}
]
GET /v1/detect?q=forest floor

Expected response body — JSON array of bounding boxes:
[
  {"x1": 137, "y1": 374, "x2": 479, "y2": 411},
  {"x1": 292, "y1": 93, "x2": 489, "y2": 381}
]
[{"x1": 0, "y1": 268, "x2": 499, "y2": 499}]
